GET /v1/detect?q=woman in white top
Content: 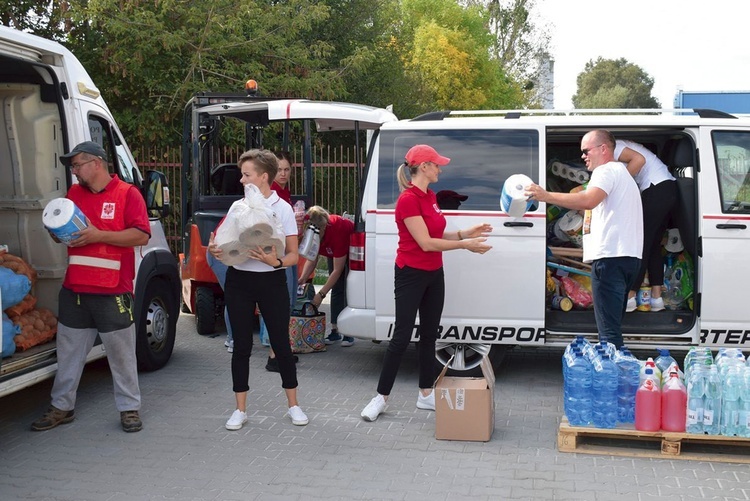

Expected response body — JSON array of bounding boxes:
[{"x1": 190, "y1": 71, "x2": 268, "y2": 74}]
[
  {"x1": 614, "y1": 140, "x2": 677, "y2": 312},
  {"x1": 208, "y1": 149, "x2": 308, "y2": 430}
]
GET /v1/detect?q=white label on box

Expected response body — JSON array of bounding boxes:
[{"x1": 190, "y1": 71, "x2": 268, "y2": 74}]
[
  {"x1": 455, "y1": 388, "x2": 465, "y2": 411},
  {"x1": 440, "y1": 389, "x2": 453, "y2": 410}
]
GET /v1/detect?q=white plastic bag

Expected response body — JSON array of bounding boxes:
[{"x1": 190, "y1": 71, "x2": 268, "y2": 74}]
[{"x1": 214, "y1": 184, "x2": 286, "y2": 266}]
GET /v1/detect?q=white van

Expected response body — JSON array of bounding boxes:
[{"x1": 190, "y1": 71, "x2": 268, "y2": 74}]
[
  {"x1": 338, "y1": 108, "x2": 750, "y2": 373},
  {"x1": 0, "y1": 26, "x2": 180, "y2": 396}
]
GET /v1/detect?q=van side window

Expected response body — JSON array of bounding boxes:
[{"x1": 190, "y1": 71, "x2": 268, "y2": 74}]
[
  {"x1": 377, "y1": 129, "x2": 540, "y2": 210},
  {"x1": 87, "y1": 115, "x2": 135, "y2": 184},
  {"x1": 712, "y1": 131, "x2": 750, "y2": 213}
]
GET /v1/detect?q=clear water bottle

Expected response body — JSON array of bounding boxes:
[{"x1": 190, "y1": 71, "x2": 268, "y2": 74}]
[
  {"x1": 703, "y1": 364, "x2": 722, "y2": 435},
  {"x1": 739, "y1": 366, "x2": 750, "y2": 438},
  {"x1": 615, "y1": 348, "x2": 640, "y2": 424},
  {"x1": 591, "y1": 353, "x2": 618, "y2": 429},
  {"x1": 685, "y1": 364, "x2": 706, "y2": 434},
  {"x1": 565, "y1": 351, "x2": 592, "y2": 426},
  {"x1": 655, "y1": 349, "x2": 677, "y2": 384},
  {"x1": 721, "y1": 365, "x2": 743, "y2": 436}
]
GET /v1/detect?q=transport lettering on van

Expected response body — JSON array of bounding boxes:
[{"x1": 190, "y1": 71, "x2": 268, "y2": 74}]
[
  {"x1": 700, "y1": 329, "x2": 750, "y2": 345},
  {"x1": 387, "y1": 323, "x2": 546, "y2": 343}
]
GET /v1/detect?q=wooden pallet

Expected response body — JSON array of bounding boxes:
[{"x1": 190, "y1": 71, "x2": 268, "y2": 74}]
[{"x1": 558, "y1": 418, "x2": 750, "y2": 464}]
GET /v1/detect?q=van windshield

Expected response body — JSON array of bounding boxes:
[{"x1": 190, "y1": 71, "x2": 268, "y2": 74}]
[{"x1": 377, "y1": 129, "x2": 540, "y2": 210}]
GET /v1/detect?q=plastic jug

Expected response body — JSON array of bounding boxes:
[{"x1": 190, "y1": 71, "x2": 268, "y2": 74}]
[
  {"x1": 640, "y1": 358, "x2": 662, "y2": 385},
  {"x1": 591, "y1": 353, "x2": 618, "y2": 429},
  {"x1": 655, "y1": 349, "x2": 677, "y2": 379},
  {"x1": 565, "y1": 351, "x2": 592, "y2": 426},
  {"x1": 635, "y1": 378, "x2": 661, "y2": 431},
  {"x1": 614, "y1": 348, "x2": 640, "y2": 424},
  {"x1": 661, "y1": 371, "x2": 687, "y2": 432},
  {"x1": 298, "y1": 224, "x2": 320, "y2": 261}
]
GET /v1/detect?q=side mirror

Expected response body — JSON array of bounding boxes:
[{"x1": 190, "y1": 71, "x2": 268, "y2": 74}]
[{"x1": 143, "y1": 170, "x2": 170, "y2": 218}]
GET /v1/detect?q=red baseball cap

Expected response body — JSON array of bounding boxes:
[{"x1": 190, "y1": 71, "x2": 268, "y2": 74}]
[{"x1": 405, "y1": 144, "x2": 450, "y2": 167}]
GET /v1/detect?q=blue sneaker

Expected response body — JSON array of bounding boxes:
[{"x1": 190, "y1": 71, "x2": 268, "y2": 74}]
[
  {"x1": 341, "y1": 336, "x2": 355, "y2": 347},
  {"x1": 325, "y1": 330, "x2": 343, "y2": 345}
]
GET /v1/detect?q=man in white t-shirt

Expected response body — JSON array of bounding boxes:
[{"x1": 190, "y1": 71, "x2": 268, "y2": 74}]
[{"x1": 526, "y1": 130, "x2": 643, "y2": 348}]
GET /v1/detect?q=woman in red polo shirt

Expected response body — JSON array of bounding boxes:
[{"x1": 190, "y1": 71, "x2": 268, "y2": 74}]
[
  {"x1": 360, "y1": 144, "x2": 493, "y2": 422},
  {"x1": 299, "y1": 206, "x2": 355, "y2": 346}
]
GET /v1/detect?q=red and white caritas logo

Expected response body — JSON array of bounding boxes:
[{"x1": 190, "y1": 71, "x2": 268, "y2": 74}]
[{"x1": 101, "y1": 202, "x2": 116, "y2": 220}]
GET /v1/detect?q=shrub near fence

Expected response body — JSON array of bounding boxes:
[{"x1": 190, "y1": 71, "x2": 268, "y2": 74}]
[{"x1": 134, "y1": 145, "x2": 365, "y2": 257}]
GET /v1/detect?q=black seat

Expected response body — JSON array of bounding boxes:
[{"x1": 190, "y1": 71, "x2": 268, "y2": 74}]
[{"x1": 670, "y1": 137, "x2": 697, "y2": 255}]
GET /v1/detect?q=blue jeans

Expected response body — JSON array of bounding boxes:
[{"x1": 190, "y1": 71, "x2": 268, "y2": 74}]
[
  {"x1": 591, "y1": 257, "x2": 641, "y2": 349},
  {"x1": 259, "y1": 265, "x2": 297, "y2": 346},
  {"x1": 206, "y1": 250, "x2": 232, "y2": 342}
]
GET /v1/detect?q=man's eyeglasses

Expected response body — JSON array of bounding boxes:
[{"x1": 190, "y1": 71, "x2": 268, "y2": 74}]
[
  {"x1": 70, "y1": 159, "x2": 96, "y2": 170},
  {"x1": 581, "y1": 144, "x2": 603, "y2": 156}
]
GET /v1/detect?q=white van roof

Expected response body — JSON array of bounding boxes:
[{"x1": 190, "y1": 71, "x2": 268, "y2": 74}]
[
  {"x1": 200, "y1": 99, "x2": 398, "y2": 131},
  {"x1": 0, "y1": 25, "x2": 106, "y2": 105}
]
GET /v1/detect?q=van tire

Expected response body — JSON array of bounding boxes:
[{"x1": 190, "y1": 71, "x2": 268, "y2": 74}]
[
  {"x1": 436, "y1": 344, "x2": 509, "y2": 377},
  {"x1": 136, "y1": 278, "x2": 177, "y2": 372},
  {"x1": 195, "y1": 287, "x2": 216, "y2": 335}
]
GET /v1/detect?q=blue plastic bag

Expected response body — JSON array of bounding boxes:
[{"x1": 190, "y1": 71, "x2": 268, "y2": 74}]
[
  {"x1": 0, "y1": 267, "x2": 31, "y2": 309},
  {"x1": 1, "y1": 312, "x2": 20, "y2": 358}
]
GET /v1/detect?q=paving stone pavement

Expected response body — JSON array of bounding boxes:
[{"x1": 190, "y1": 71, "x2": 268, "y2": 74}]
[{"x1": 1, "y1": 304, "x2": 750, "y2": 501}]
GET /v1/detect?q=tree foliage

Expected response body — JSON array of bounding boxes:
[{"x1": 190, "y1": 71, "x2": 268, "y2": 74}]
[
  {"x1": 572, "y1": 57, "x2": 660, "y2": 109},
  {"x1": 1, "y1": 0, "x2": 548, "y2": 145}
]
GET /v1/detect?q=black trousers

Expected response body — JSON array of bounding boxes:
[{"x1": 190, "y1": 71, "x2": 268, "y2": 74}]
[
  {"x1": 225, "y1": 267, "x2": 297, "y2": 391},
  {"x1": 377, "y1": 265, "x2": 444, "y2": 395},
  {"x1": 631, "y1": 180, "x2": 678, "y2": 290}
]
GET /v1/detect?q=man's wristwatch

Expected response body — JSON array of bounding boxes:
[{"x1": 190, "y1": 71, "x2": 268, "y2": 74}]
[
  {"x1": 317, "y1": 290, "x2": 327, "y2": 299},
  {"x1": 273, "y1": 258, "x2": 283, "y2": 269}
]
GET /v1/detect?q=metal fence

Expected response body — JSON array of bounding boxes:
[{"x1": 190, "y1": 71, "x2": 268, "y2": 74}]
[{"x1": 134, "y1": 145, "x2": 364, "y2": 256}]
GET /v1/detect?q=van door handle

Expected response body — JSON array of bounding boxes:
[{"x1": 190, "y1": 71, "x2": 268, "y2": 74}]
[
  {"x1": 716, "y1": 223, "x2": 747, "y2": 230},
  {"x1": 503, "y1": 221, "x2": 534, "y2": 228}
]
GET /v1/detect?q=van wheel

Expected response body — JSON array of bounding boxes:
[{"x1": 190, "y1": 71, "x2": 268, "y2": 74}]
[
  {"x1": 195, "y1": 286, "x2": 216, "y2": 335},
  {"x1": 136, "y1": 279, "x2": 177, "y2": 372},
  {"x1": 435, "y1": 343, "x2": 508, "y2": 377}
]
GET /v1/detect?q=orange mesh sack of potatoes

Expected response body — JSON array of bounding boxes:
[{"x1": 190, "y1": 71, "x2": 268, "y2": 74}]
[
  {"x1": 13, "y1": 308, "x2": 58, "y2": 351},
  {"x1": 5, "y1": 293, "x2": 37, "y2": 319},
  {"x1": 0, "y1": 250, "x2": 37, "y2": 286}
]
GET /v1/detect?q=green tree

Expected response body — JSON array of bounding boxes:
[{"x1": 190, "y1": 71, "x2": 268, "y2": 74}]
[
  {"x1": 572, "y1": 57, "x2": 660, "y2": 109},
  {"x1": 63, "y1": 0, "x2": 348, "y2": 147},
  {"x1": 467, "y1": 0, "x2": 552, "y2": 106},
  {"x1": 0, "y1": 0, "x2": 70, "y2": 39}
]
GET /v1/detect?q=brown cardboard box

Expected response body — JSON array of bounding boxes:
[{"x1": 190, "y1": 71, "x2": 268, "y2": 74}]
[{"x1": 434, "y1": 355, "x2": 495, "y2": 441}]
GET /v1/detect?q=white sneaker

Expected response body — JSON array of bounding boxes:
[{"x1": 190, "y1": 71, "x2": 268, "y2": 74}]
[
  {"x1": 626, "y1": 296, "x2": 637, "y2": 313},
  {"x1": 225, "y1": 409, "x2": 247, "y2": 430},
  {"x1": 361, "y1": 394, "x2": 387, "y2": 422},
  {"x1": 287, "y1": 405, "x2": 309, "y2": 426},
  {"x1": 225, "y1": 339, "x2": 234, "y2": 353},
  {"x1": 650, "y1": 296, "x2": 665, "y2": 312},
  {"x1": 417, "y1": 390, "x2": 435, "y2": 411}
]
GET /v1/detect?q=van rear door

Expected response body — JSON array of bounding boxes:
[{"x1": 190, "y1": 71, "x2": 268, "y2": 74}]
[{"x1": 698, "y1": 127, "x2": 750, "y2": 347}]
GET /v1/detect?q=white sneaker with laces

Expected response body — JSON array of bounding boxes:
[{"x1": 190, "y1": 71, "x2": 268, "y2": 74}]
[
  {"x1": 416, "y1": 390, "x2": 435, "y2": 411},
  {"x1": 225, "y1": 409, "x2": 247, "y2": 430},
  {"x1": 287, "y1": 405, "x2": 309, "y2": 426},
  {"x1": 361, "y1": 394, "x2": 387, "y2": 421},
  {"x1": 650, "y1": 296, "x2": 665, "y2": 312},
  {"x1": 626, "y1": 296, "x2": 637, "y2": 313}
]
